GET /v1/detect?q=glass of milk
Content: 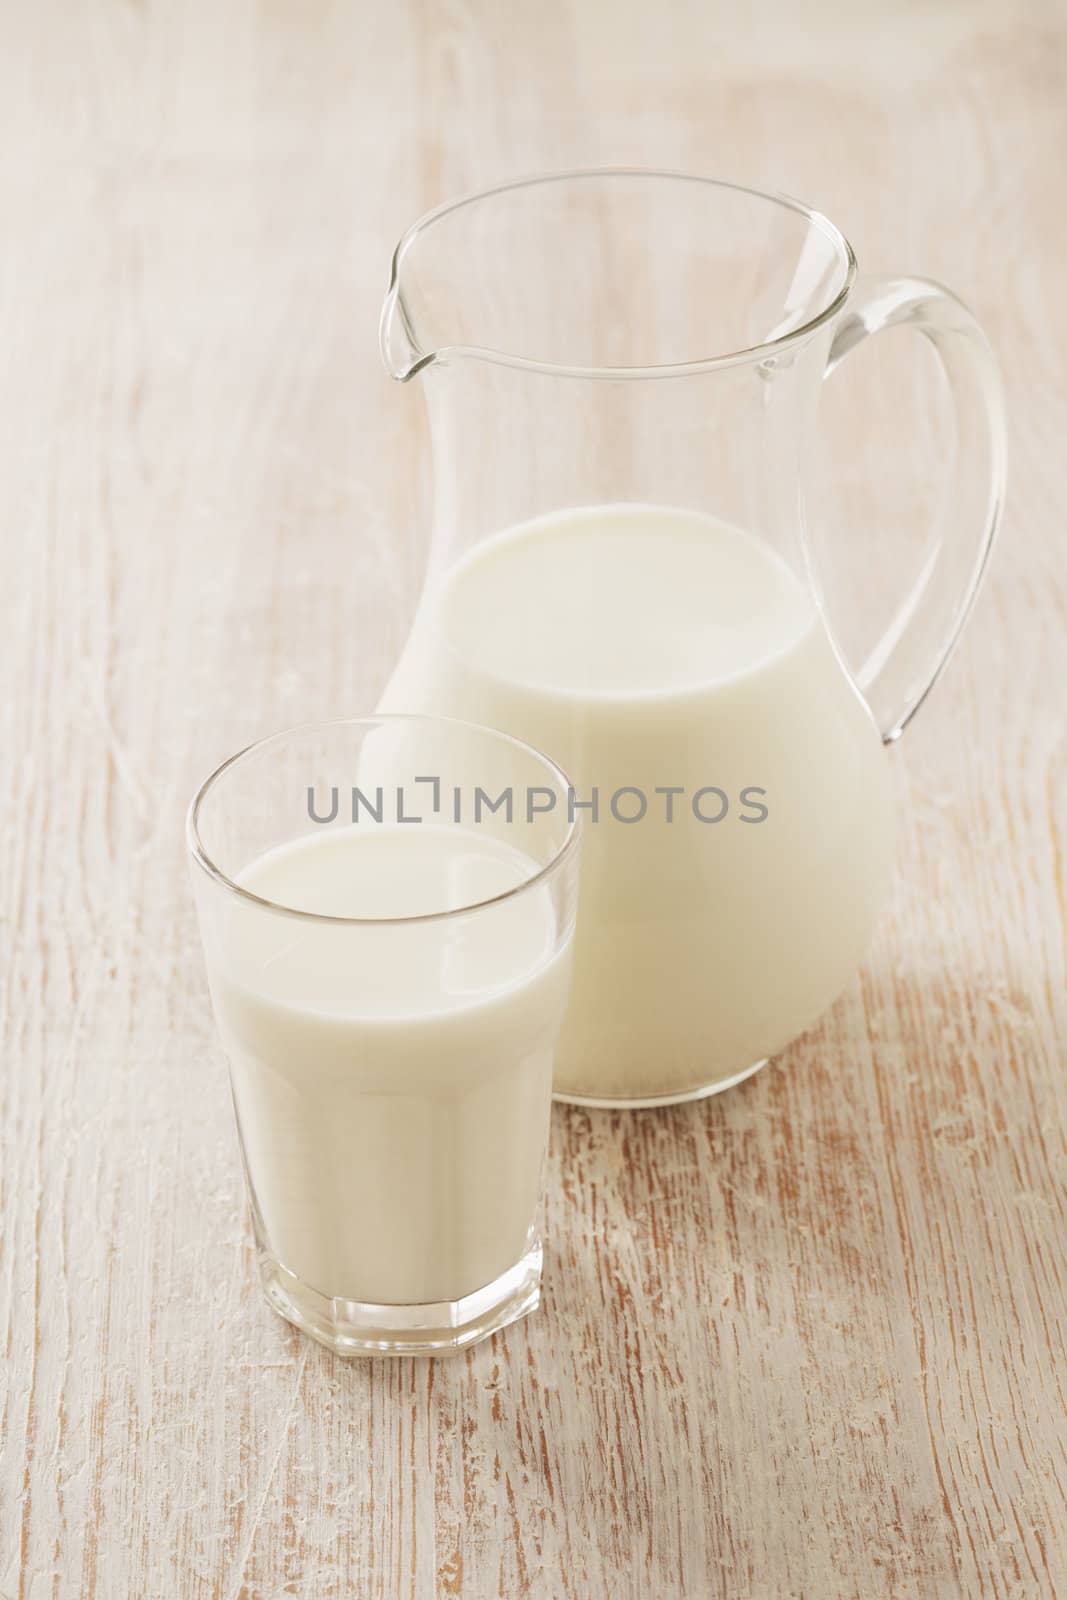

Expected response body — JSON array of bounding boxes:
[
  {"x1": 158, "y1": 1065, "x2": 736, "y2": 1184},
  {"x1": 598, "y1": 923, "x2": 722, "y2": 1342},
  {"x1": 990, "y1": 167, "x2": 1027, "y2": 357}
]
[{"x1": 187, "y1": 716, "x2": 580, "y2": 1356}]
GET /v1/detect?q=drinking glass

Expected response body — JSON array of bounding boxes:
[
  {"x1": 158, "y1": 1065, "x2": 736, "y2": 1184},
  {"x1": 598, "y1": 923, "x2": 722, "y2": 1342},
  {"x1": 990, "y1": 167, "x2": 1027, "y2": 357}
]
[{"x1": 187, "y1": 715, "x2": 580, "y2": 1356}]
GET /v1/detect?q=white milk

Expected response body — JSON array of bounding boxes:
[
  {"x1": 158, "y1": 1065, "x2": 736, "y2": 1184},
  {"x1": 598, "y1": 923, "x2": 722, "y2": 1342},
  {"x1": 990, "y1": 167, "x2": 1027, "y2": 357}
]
[
  {"x1": 203, "y1": 825, "x2": 571, "y2": 1306},
  {"x1": 383, "y1": 504, "x2": 895, "y2": 1100}
]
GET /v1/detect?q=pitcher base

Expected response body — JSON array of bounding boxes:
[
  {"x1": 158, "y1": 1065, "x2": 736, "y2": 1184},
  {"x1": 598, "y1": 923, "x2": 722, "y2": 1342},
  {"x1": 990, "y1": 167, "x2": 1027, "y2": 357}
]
[{"x1": 553, "y1": 1056, "x2": 771, "y2": 1110}]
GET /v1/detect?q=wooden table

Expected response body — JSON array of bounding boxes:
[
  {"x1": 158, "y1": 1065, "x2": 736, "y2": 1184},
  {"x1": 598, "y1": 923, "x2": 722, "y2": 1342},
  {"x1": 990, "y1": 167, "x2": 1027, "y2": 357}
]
[{"x1": 2, "y1": 2, "x2": 1065, "y2": 1595}]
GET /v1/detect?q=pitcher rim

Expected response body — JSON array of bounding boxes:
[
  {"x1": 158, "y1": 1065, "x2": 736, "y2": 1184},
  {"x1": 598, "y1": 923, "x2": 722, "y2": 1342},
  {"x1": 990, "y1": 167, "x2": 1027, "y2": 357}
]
[{"x1": 381, "y1": 167, "x2": 858, "y2": 381}]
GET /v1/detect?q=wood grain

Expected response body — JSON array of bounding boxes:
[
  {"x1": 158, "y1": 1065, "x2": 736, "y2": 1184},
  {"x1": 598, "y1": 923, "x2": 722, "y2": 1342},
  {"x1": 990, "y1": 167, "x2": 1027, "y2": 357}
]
[{"x1": 2, "y1": 1, "x2": 1065, "y2": 1595}]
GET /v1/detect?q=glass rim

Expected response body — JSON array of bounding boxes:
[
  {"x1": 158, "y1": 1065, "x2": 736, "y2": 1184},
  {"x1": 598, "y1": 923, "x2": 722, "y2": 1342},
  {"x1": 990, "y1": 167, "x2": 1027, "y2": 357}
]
[
  {"x1": 186, "y1": 713, "x2": 581, "y2": 927},
  {"x1": 381, "y1": 166, "x2": 858, "y2": 381}
]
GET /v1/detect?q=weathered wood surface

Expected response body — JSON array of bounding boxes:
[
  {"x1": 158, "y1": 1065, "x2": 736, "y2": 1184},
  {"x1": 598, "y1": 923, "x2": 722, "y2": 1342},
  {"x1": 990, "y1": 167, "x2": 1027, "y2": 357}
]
[{"x1": 2, "y1": 1, "x2": 1065, "y2": 1595}]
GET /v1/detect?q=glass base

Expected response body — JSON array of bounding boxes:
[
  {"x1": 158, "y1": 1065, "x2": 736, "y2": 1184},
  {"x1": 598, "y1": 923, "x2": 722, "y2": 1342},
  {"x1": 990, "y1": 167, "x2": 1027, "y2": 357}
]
[
  {"x1": 553, "y1": 1056, "x2": 771, "y2": 1110},
  {"x1": 256, "y1": 1238, "x2": 542, "y2": 1357}
]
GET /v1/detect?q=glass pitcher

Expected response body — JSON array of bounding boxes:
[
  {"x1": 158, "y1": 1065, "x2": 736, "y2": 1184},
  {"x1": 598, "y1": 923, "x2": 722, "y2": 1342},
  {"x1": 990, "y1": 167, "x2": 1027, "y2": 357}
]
[{"x1": 378, "y1": 170, "x2": 1005, "y2": 1108}]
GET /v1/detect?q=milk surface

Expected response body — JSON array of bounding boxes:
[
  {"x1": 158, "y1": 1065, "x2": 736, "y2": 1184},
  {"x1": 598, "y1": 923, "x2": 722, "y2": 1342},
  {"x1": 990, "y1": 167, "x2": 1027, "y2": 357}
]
[
  {"x1": 383, "y1": 504, "x2": 895, "y2": 1099},
  {"x1": 204, "y1": 825, "x2": 570, "y2": 1305}
]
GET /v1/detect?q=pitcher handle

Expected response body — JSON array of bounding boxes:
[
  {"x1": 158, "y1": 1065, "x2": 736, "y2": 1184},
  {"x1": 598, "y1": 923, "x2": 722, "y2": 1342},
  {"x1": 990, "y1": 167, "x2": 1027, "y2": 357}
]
[{"x1": 819, "y1": 275, "x2": 1007, "y2": 744}]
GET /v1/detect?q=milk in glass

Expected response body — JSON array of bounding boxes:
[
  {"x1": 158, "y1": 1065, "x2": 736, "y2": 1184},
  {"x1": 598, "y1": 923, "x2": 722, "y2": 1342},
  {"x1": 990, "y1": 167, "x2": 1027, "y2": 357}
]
[{"x1": 203, "y1": 824, "x2": 571, "y2": 1305}]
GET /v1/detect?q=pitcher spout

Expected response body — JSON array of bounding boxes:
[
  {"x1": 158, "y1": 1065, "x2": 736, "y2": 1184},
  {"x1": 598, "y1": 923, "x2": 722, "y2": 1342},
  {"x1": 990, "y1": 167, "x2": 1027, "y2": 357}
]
[{"x1": 379, "y1": 275, "x2": 434, "y2": 383}]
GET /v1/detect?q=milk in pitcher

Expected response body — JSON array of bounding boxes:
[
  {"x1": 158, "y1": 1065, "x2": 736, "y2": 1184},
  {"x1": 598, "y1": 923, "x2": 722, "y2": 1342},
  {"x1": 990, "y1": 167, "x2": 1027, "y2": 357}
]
[{"x1": 382, "y1": 503, "x2": 895, "y2": 1101}]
